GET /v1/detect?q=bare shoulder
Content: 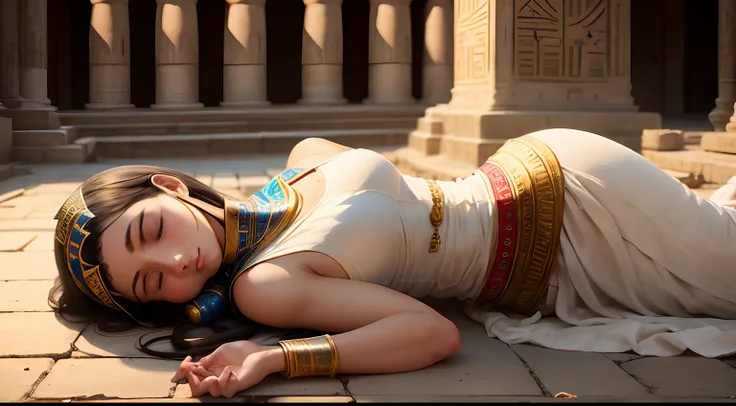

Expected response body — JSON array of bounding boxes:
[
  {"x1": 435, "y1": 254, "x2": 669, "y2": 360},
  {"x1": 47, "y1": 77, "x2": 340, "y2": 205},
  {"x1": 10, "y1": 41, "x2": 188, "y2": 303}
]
[{"x1": 287, "y1": 138, "x2": 353, "y2": 169}]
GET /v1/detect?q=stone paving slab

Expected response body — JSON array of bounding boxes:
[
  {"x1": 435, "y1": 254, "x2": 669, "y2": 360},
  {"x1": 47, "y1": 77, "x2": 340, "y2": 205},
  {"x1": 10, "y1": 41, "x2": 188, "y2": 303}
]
[
  {"x1": 23, "y1": 232, "x2": 54, "y2": 251},
  {"x1": 174, "y1": 375, "x2": 347, "y2": 399},
  {"x1": 73, "y1": 323, "x2": 176, "y2": 358},
  {"x1": 0, "y1": 312, "x2": 85, "y2": 356},
  {"x1": 0, "y1": 231, "x2": 38, "y2": 251},
  {"x1": 0, "y1": 358, "x2": 55, "y2": 401},
  {"x1": 0, "y1": 219, "x2": 56, "y2": 231},
  {"x1": 31, "y1": 358, "x2": 179, "y2": 400},
  {"x1": 0, "y1": 252, "x2": 57, "y2": 280},
  {"x1": 0, "y1": 280, "x2": 55, "y2": 311},
  {"x1": 620, "y1": 356, "x2": 736, "y2": 398},
  {"x1": 511, "y1": 344, "x2": 650, "y2": 398}
]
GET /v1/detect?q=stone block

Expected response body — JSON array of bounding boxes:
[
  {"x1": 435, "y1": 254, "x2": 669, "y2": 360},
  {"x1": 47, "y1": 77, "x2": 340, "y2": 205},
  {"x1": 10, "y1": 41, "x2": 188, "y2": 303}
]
[
  {"x1": 0, "y1": 280, "x2": 55, "y2": 311},
  {"x1": 701, "y1": 132, "x2": 736, "y2": 155},
  {"x1": 31, "y1": 358, "x2": 179, "y2": 399},
  {"x1": 619, "y1": 356, "x2": 736, "y2": 398},
  {"x1": 12, "y1": 129, "x2": 71, "y2": 147},
  {"x1": 0, "y1": 358, "x2": 55, "y2": 401},
  {"x1": 345, "y1": 299, "x2": 541, "y2": 397},
  {"x1": 0, "y1": 231, "x2": 38, "y2": 251},
  {"x1": 641, "y1": 129, "x2": 685, "y2": 151},
  {"x1": 0, "y1": 251, "x2": 58, "y2": 280},
  {"x1": 0, "y1": 108, "x2": 61, "y2": 130},
  {"x1": 23, "y1": 232, "x2": 54, "y2": 251},
  {"x1": 0, "y1": 312, "x2": 85, "y2": 356},
  {"x1": 511, "y1": 344, "x2": 649, "y2": 398},
  {"x1": 73, "y1": 323, "x2": 176, "y2": 358},
  {"x1": 0, "y1": 117, "x2": 11, "y2": 164},
  {"x1": 439, "y1": 135, "x2": 506, "y2": 166},
  {"x1": 174, "y1": 375, "x2": 346, "y2": 399},
  {"x1": 407, "y1": 130, "x2": 441, "y2": 155}
]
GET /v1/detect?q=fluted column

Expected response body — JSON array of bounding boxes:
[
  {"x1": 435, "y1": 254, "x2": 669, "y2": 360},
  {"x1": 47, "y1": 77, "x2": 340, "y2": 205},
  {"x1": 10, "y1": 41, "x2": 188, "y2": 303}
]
[
  {"x1": 19, "y1": 0, "x2": 53, "y2": 109},
  {"x1": 299, "y1": 0, "x2": 346, "y2": 104},
  {"x1": 422, "y1": 0, "x2": 452, "y2": 105},
  {"x1": 711, "y1": 0, "x2": 736, "y2": 131},
  {"x1": 87, "y1": 0, "x2": 134, "y2": 109},
  {"x1": 0, "y1": 0, "x2": 21, "y2": 106},
  {"x1": 366, "y1": 0, "x2": 413, "y2": 105},
  {"x1": 221, "y1": 0, "x2": 269, "y2": 107},
  {"x1": 152, "y1": 0, "x2": 203, "y2": 109}
]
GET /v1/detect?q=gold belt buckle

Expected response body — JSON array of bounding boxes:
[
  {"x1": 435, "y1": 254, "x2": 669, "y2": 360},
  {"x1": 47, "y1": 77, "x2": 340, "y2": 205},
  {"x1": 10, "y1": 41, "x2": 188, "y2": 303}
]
[{"x1": 425, "y1": 179, "x2": 445, "y2": 253}]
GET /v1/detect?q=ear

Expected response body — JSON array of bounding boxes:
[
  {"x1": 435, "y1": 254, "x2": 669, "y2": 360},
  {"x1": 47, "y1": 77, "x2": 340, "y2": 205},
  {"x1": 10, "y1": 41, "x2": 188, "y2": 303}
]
[{"x1": 151, "y1": 174, "x2": 190, "y2": 197}]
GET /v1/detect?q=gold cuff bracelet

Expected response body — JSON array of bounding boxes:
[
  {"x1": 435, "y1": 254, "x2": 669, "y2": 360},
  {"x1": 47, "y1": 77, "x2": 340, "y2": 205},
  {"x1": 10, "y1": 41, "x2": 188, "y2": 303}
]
[{"x1": 278, "y1": 334, "x2": 339, "y2": 378}]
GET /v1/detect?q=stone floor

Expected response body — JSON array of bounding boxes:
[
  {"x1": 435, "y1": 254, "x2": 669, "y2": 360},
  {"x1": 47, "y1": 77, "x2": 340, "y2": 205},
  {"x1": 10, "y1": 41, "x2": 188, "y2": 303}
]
[{"x1": 1, "y1": 155, "x2": 735, "y2": 403}]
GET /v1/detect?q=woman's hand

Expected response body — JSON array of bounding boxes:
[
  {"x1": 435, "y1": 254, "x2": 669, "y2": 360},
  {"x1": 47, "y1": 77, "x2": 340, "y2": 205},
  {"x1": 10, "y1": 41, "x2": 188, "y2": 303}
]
[{"x1": 171, "y1": 341, "x2": 285, "y2": 398}]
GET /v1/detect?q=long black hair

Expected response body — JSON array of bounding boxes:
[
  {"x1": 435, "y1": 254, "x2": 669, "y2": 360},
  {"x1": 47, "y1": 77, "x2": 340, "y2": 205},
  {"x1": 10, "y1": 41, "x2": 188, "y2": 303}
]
[{"x1": 48, "y1": 165, "x2": 318, "y2": 359}]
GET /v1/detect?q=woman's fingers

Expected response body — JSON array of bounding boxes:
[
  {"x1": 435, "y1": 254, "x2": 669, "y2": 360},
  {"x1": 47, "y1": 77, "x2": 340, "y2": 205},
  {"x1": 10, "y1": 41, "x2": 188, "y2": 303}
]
[
  {"x1": 217, "y1": 366, "x2": 243, "y2": 398},
  {"x1": 170, "y1": 356, "x2": 194, "y2": 383}
]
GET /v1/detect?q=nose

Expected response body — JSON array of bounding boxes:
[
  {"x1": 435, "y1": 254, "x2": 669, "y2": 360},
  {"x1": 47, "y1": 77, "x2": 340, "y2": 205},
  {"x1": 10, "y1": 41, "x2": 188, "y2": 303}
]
[{"x1": 166, "y1": 253, "x2": 195, "y2": 277}]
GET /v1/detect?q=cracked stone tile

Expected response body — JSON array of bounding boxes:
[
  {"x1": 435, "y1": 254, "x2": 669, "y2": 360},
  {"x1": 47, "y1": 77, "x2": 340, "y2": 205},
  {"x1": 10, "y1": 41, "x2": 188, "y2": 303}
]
[
  {"x1": 511, "y1": 344, "x2": 649, "y2": 398},
  {"x1": 23, "y1": 232, "x2": 54, "y2": 251},
  {"x1": 0, "y1": 312, "x2": 86, "y2": 356},
  {"x1": 345, "y1": 299, "x2": 541, "y2": 397},
  {"x1": 0, "y1": 232, "x2": 38, "y2": 252},
  {"x1": 73, "y1": 323, "x2": 176, "y2": 358},
  {"x1": 0, "y1": 252, "x2": 57, "y2": 280},
  {"x1": 31, "y1": 358, "x2": 179, "y2": 399},
  {"x1": 0, "y1": 358, "x2": 55, "y2": 401},
  {"x1": 620, "y1": 356, "x2": 736, "y2": 398},
  {"x1": 601, "y1": 353, "x2": 646, "y2": 363},
  {"x1": 0, "y1": 280, "x2": 55, "y2": 311},
  {"x1": 174, "y1": 375, "x2": 346, "y2": 399}
]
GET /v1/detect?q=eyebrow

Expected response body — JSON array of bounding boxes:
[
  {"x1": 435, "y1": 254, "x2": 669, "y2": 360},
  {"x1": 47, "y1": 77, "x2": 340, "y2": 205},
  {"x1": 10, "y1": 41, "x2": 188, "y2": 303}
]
[{"x1": 125, "y1": 209, "x2": 146, "y2": 253}]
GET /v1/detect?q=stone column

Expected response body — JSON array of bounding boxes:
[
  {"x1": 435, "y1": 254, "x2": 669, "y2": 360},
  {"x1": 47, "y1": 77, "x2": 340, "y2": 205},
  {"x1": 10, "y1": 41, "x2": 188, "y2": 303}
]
[
  {"x1": 366, "y1": 0, "x2": 413, "y2": 105},
  {"x1": 19, "y1": 0, "x2": 53, "y2": 108},
  {"x1": 422, "y1": 0, "x2": 453, "y2": 105},
  {"x1": 0, "y1": 0, "x2": 21, "y2": 105},
  {"x1": 152, "y1": 0, "x2": 203, "y2": 109},
  {"x1": 299, "y1": 0, "x2": 346, "y2": 104},
  {"x1": 711, "y1": 0, "x2": 736, "y2": 131},
  {"x1": 87, "y1": 0, "x2": 134, "y2": 109},
  {"x1": 221, "y1": 0, "x2": 269, "y2": 107}
]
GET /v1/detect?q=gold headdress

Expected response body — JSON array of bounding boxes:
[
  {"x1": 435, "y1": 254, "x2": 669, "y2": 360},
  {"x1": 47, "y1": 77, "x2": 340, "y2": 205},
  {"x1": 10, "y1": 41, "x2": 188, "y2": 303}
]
[{"x1": 54, "y1": 187, "x2": 137, "y2": 320}]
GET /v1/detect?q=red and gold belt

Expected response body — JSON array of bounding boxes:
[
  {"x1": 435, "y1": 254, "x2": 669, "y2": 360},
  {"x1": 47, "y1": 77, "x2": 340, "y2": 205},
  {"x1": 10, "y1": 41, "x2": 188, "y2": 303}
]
[{"x1": 475, "y1": 135, "x2": 565, "y2": 316}]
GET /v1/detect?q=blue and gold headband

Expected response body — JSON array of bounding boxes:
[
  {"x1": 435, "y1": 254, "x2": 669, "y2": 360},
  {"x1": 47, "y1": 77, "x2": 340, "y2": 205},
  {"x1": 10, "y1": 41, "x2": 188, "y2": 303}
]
[{"x1": 54, "y1": 187, "x2": 136, "y2": 320}]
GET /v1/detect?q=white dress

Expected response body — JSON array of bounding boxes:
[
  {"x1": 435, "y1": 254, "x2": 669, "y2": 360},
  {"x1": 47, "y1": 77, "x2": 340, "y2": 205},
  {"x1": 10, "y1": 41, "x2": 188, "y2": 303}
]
[{"x1": 244, "y1": 130, "x2": 736, "y2": 358}]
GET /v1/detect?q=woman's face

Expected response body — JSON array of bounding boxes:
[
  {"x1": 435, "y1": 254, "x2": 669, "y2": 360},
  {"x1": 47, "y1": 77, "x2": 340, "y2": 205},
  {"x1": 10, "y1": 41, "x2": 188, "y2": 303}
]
[{"x1": 99, "y1": 175, "x2": 224, "y2": 304}]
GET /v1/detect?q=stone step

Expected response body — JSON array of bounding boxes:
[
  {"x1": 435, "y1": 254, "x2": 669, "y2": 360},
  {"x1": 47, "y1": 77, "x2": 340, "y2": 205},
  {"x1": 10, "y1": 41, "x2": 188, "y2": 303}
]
[
  {"x1": 12, "y1": 143, "x2": 92, "y2": 164},
  {"x1": 70, "y1": 117, "x2": 418, "y2": 139},
  {"x1": 642, "y1": 146, "x2": 736, "y2": 184},
  {"x1": 11, "y1": 127, "x2": 76, "y2": 147},
  {"x1": 700, "y1": 131, "x2": 736, "y2": 155},
  {"x1": 80, "y1": 128, "x2": 412, "y2": 159}
]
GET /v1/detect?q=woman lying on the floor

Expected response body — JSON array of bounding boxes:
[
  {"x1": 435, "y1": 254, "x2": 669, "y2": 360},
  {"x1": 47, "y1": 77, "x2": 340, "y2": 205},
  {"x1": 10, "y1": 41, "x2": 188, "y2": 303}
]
[{"x1": 49, "y1": 129, "x2": 736, "y2": 398}]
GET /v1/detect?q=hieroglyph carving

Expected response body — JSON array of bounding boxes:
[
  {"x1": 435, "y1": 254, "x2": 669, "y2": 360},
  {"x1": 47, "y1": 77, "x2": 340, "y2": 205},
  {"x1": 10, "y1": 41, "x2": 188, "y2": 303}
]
[
  {"x1": 454, "y1": 0, "x2": 490, "y2": 85},
  {"x1": 515, "y1": 0, "x2": 608, "y2": 80}
]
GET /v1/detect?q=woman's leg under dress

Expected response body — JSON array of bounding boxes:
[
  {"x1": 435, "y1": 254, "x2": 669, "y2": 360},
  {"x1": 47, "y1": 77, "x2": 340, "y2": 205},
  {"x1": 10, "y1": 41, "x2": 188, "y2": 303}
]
[{"x1": 464, "y1": 128, "x2": 736, "y2": 357}]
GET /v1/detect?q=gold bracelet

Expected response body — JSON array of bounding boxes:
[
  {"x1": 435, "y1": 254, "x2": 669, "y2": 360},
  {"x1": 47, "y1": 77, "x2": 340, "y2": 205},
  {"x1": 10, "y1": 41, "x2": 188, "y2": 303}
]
[
  {"x1": 278, "y1": 334, "x2": 339, "y2": 378},
  {"x1": 425, "y1": 179, "x2": 445, "y2": 253}
]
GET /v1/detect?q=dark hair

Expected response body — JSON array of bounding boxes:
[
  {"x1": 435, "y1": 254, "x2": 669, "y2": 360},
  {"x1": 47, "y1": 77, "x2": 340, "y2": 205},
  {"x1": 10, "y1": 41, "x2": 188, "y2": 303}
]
[{"x1": 48, "y1": 165, "x2": 227, "y2": 327}]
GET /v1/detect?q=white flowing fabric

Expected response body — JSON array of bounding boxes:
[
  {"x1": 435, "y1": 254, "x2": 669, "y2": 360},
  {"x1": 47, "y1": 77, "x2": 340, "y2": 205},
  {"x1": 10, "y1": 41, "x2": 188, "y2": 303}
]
[{"x1": 463, "y1": 129, "x2": 736, "y2": 358}]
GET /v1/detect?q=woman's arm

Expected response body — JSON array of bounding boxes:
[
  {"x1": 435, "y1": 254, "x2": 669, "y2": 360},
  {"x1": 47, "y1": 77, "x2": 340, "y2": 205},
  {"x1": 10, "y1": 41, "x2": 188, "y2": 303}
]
[{"x1": 233, "y1": 259, "x2": 462, "y2": 375}]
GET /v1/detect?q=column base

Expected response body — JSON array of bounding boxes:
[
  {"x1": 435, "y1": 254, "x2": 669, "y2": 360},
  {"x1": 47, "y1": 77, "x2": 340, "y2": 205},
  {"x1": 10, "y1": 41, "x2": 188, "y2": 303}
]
[
  {"x1": 0, "y1": 117, "x2": 11, "y2": 164},
  {"x1": 85, "y1": 102, "x2": 136, "y2": 110},
  {"x1": 422, "y1": 64, "x2": 452, "y2": 105},
  {"x1": 150, "y1": 103, "x2": 204, "y2": 111},
  {"x1": 367, "y1": 63, "x2": 414, "y2": 105},
  {"x1": 300, "y1": 65, "x2": 346, "y2": 105},
  {"x1": 220, "y1": 100, "x2": 271, "y2": 108},
  {"x1": 0, "y1": 106, "x2": 61, "y2": 130},
  {"x1": 297, "y1": 97, "x2": 347, "y2": 106},
  {"x1": 410, "y1": 108, "x2": 662, "y2": 166},
  {"x1": 709, "y1": 98, "x2": 735, "y2": 131}
]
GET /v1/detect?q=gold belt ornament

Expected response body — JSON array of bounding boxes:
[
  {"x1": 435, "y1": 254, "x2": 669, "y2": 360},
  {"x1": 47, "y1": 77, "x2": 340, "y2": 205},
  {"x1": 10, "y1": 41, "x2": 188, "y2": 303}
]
[
  {"x1": 479, "y1": 135, "x2": 565, "y2": 316},
  {"x1": 425, "y1": 179, "x2": 445, "y2": 253}
]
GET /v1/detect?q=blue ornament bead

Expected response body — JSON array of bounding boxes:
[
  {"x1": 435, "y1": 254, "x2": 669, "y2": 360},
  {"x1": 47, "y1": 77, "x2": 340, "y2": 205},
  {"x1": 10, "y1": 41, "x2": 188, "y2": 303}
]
[{"x1": 185, "y1": 285, "x2": 227, "y2": 324}]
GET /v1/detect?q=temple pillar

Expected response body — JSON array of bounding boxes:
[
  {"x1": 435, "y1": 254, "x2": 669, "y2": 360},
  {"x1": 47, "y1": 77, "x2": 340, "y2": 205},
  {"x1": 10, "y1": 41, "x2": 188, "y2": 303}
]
[
  {"x1": 87, "y1": 0, "x2": 134, "y2": 109},
  {"x1": 152, "y1": 0, "x2": 203, "y2": 109},
  {"x1": 714, "y1": 0, "x2": 736, "y2": 131},
  {"x1": 221, "y1": 0, "x2": 269, "y2": 107},
  {"x1": 422, "y1": 0, "x2": 453, "y2": 105},
  {"x1": 299, "y1": 0, "x2": 346, "y2": 104},
  {"x1": 406, "y1": 0, "x2": 660, "y2": 167},
  {"x1": 365, "y1": 0, "x2": 414, "y2": 104}
]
